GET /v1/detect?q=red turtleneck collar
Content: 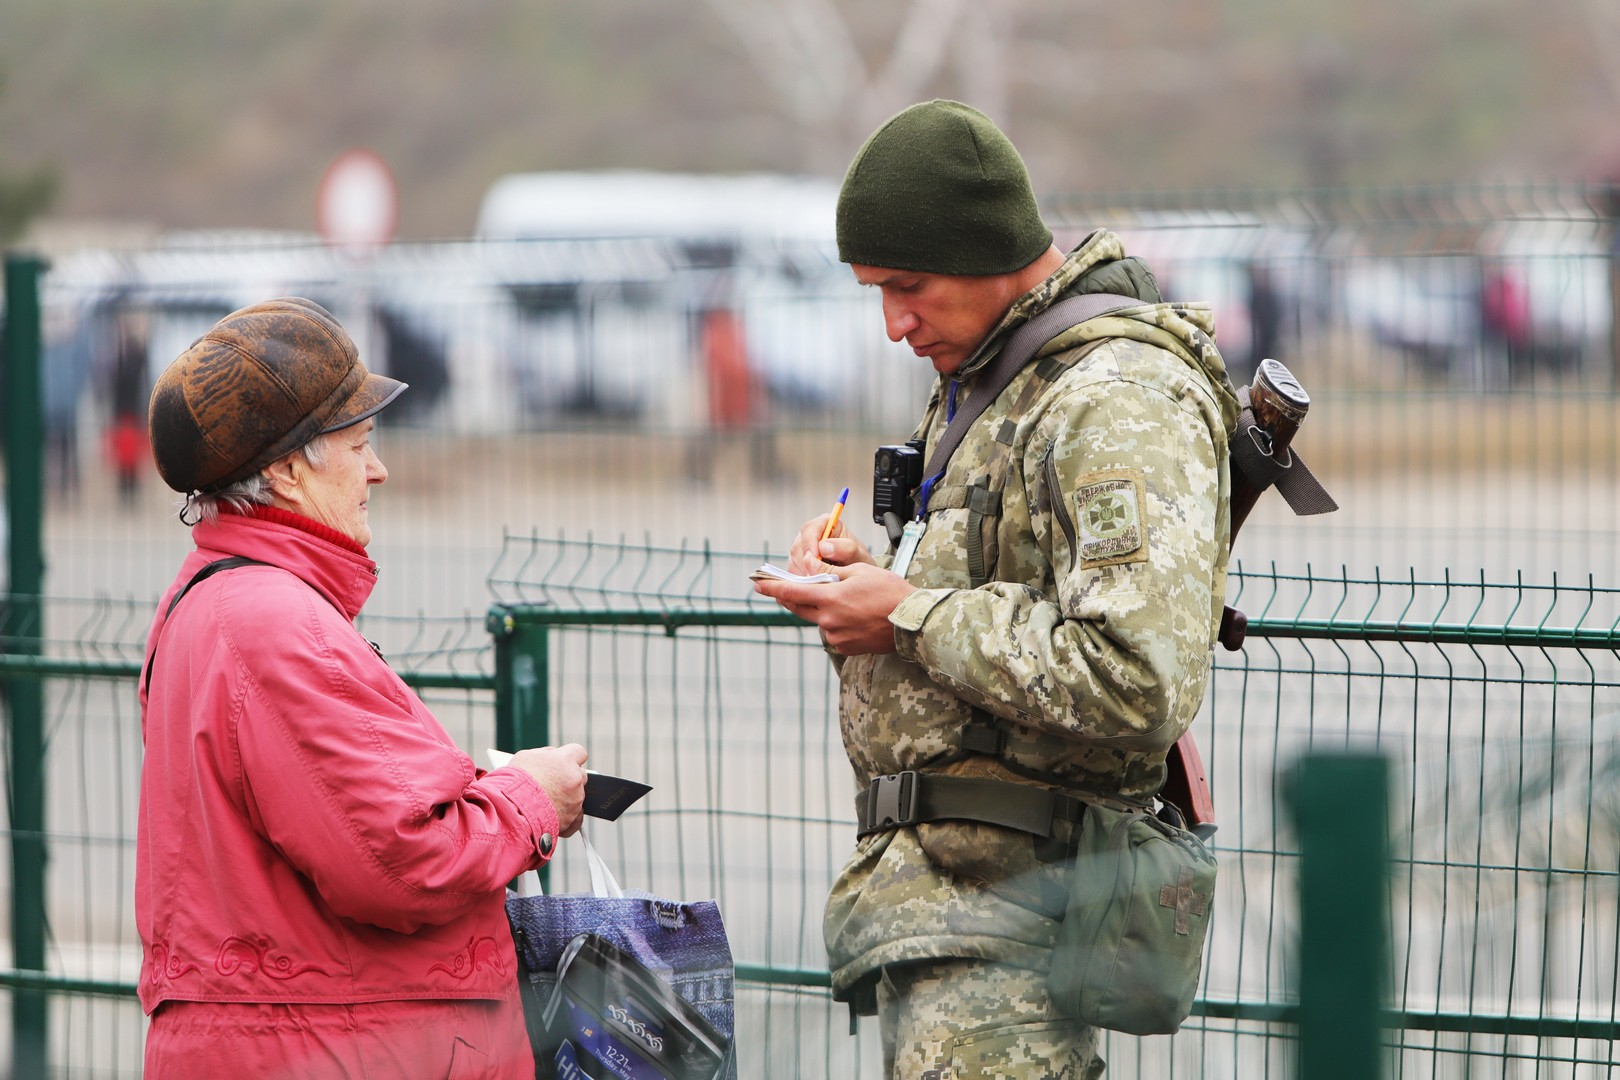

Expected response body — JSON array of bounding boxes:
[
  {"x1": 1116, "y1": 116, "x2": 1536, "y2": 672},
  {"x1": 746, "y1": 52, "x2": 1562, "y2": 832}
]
[{"x1": 230, "y1": 505, "x2": 371, "y2": 558}]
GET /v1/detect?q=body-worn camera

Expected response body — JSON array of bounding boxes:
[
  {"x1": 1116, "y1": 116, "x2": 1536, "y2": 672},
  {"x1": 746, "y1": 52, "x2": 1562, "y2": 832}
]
[{"x1": 872, "y1": 440, "x2": 925, "y2": 525}]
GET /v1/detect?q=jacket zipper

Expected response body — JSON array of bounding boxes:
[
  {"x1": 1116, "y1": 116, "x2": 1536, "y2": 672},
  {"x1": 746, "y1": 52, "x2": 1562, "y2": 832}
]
[{"x1": 1045, "y1": 447, "x2": 1078, "y2": 572}]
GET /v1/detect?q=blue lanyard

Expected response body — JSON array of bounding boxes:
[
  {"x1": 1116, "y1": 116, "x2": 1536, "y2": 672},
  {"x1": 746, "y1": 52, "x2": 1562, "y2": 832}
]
[{"x1": 913, "y1": 379, "x2": 960, "y2": 521}]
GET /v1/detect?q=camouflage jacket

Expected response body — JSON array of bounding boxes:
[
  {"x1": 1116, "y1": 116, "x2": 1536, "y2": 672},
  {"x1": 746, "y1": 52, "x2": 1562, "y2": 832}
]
[{"x1": 824, "y1": 230, "x2": 1240, "y2": 1007}]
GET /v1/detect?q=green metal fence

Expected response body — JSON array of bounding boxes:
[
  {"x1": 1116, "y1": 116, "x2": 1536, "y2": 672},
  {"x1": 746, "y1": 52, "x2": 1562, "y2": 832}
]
[{"x1": 4, "y1": 536, "x2": 1620, "y2": 1076}]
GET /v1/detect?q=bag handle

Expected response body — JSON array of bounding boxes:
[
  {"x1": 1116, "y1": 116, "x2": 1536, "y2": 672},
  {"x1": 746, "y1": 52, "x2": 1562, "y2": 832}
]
[
  {"x1": 506, "y1": 826, "x2": 624, "y2": 899},
  {"x1": 487, "y1": 748, "x2": 625, "y2": 898},
  {"x1": 580, "y1": 828, "x2": 623, "y2": 899}
]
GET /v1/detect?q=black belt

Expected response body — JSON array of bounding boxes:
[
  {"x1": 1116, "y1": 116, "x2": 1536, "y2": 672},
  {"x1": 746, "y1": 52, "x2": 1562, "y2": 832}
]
[{"x1": 854, "y1": 770, "x2": 1087, "y2": 839}]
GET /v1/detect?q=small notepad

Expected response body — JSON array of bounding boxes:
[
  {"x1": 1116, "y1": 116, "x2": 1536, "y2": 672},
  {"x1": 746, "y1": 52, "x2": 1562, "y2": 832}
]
[{"x1": 749, "y1": 562, "x2": 839, "y2": 584}]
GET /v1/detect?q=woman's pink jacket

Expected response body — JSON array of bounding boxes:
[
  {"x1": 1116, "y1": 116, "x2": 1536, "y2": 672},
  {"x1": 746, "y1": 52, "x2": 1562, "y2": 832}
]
[{"x1": 136, "y1": 509, "x2": 558, "y2": 1013}]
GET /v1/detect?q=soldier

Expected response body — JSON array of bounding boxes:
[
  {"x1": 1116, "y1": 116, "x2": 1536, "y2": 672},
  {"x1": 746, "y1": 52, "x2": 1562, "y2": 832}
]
[{"x1": 753, "y1": 100, "x2": 1239, "y2": 1077}]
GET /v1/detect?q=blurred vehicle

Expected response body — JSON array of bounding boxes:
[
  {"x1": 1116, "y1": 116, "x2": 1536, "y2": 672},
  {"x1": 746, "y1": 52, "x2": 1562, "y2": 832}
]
[
  {"x1": 1340, "y1": 255, "x2": 1485, "y2": 381},
  {"x1": 476, "y1": 169, "x2": 917, "y2": 429}
]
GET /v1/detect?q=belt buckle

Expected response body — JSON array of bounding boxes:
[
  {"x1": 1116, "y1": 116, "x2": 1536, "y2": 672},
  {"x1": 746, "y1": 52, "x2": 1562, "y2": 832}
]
[{"x1": 866, "y1": 771, "x2": 918, "y2": 832}]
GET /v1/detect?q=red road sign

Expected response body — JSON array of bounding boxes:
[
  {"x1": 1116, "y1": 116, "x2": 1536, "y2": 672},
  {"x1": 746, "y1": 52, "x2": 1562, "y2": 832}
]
[{"x1": 317, "y1": 148, "x2": 398, "y2": 250}]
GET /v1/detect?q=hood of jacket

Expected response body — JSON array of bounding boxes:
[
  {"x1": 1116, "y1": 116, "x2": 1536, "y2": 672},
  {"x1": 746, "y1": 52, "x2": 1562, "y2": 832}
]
[{"x1": 959, "y1": 228, "x2": 1241, "y2": 437}]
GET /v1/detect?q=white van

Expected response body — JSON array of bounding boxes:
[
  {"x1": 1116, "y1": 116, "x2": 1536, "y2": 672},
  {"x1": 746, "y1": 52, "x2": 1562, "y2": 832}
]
[{"x1": 474, "y1": 170, "x2": 918, "y2": 429}]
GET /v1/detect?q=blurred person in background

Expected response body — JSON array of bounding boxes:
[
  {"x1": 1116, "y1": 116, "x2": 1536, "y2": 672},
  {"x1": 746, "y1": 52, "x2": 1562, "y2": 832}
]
[
  {"x1": 686, "y1": 274, "x2": 786, "y2": 486},
  {"x1": 103, "y1": 309, "x2": 150, "y2": 506},
  {"x1": 1243, "y1": 261, "x2": 1282, "y2": 383},
  {"x1": 755, "y1": 101, "x2": 1236, "y2": 1077},
  {"x1": 138, "y1": 297, "x2": 589, "y2": 1079},
  {"x1": 40, "y1": 298, "x2": 104, "y2": 501},
  {"x1": 1600, "y1": 175, "x2": 1620, "y2": 378},
  {"x1": 1479, "y1": 264, "x2": 1532, "y2": 380}
]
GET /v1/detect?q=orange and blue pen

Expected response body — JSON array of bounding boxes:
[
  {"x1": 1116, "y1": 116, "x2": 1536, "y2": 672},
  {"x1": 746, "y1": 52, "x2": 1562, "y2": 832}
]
[{"x1": 819, "y1": 487, "x2": 850, "y2": 543}]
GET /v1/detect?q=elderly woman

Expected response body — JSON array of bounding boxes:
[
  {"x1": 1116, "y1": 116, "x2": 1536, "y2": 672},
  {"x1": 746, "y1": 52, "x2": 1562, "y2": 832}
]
[{"x1": 138, "y1": 297, "x2": 585, "y2": 1078}]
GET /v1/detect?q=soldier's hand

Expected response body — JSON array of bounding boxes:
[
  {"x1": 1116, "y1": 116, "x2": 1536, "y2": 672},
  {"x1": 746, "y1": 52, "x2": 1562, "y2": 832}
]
[
  {"x1": 753, "y1": 562, "x2": 912, "y2": 655},
  {"x1": 508, "y1": 743, "x2": 589, "y2": 840},
  {"x1": 786, "y1": 514, "x2": 875, "y2": 575}
]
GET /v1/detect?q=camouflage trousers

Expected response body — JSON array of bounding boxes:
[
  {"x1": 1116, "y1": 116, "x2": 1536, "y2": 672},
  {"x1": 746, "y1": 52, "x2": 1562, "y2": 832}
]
[{"x1": 876, "y1": 957, "x2": 1105, "y2": 1079}]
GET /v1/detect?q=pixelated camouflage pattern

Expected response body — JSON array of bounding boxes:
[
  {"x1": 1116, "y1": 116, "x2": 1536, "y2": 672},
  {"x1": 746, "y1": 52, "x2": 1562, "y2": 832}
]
[
  {"x1": 826, "y1": 229, "x2": 1237, "y2": 1004},
  {"x1": 879, "y1": 956, "x2": 1105, "y2": 1079}
]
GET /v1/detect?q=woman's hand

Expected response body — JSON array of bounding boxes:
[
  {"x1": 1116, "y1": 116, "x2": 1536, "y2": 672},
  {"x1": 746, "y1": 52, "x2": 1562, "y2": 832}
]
[{"x1": 509, "y1": 743, "x2": 589, "y2": 839}]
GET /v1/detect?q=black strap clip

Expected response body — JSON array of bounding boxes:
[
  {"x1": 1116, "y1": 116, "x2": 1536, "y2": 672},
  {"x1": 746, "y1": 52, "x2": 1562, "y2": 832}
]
[
  {"x1": 859, "y1": 771, "x2": 919, "y2": 837},
  {"x1": 959, "y1": 718, "x2": 1005, "y2": 755}
]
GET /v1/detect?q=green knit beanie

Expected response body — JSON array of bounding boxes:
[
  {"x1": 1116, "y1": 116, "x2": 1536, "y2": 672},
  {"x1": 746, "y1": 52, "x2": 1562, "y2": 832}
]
[{"x1": 836, "y1": 99, "x2": 1053, "y2": 275}]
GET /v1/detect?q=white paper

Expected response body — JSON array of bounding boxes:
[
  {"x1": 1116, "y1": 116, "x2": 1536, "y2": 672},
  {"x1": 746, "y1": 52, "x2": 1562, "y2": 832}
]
[{"x1": 749, "y1": 562, "x2": 839, "y2": 584}]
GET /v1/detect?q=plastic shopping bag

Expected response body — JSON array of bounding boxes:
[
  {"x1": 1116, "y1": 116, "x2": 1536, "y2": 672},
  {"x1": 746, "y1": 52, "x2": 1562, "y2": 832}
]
[{"x1": 506, "y1": 832, "x2": 735, "y2": 1080}]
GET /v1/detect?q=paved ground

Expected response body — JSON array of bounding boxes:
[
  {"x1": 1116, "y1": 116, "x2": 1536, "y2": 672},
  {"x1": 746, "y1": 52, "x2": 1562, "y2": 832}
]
[{"x1": 34, "y1": 392, "x2": 1620, "y2": 623}]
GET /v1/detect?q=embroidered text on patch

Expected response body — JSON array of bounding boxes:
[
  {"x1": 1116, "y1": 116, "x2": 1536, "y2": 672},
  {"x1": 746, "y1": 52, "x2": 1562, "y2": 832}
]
[{"x1": 1077, "y1": 477, "x2": 1144, "y2": 562}]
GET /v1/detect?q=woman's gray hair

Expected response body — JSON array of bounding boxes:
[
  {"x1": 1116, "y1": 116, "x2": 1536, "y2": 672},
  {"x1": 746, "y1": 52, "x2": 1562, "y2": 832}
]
[{"x1": 186, "y1": 434, "x2": 331, "y2": 524}]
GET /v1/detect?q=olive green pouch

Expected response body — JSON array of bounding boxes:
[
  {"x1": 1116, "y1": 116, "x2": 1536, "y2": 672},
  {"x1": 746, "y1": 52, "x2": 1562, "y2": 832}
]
[{"x1": 1047, "y1": 801, "x2": 1217, "y2": 1035}]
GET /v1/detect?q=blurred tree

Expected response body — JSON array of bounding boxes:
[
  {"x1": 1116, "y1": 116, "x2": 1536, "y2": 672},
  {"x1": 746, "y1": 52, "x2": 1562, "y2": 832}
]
[
  {"x1": 1298, "y1": 38, "x2": 1350, "y2": 190},
  {"x1": 1578, "y1": 0, "x2": 1620, "y2": 107},
  {"x1": 698, "y1": 0, "x2": 1020, "y2": 172},
  {"x1": 0, "y1": 64, "x2": 57, "y2": 243}
]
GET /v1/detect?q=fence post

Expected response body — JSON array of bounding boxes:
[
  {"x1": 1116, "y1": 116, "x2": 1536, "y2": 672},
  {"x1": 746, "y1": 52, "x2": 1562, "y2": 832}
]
[
  {"x1": 1289, "y1": 752, "x2": 1390, "y2": 1080},
  {"x1": 488, "y1": 605, "x2": 554, "y2": 887},
  {"x1": 489, "y1": 605, "x2": 552, "y2": 752},
  {"x1": 3, "y1": 252, "x2": 49, "y2": 1078}
]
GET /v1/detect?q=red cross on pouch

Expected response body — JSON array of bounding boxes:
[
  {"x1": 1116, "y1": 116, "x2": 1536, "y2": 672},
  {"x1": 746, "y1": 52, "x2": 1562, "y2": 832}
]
[{"x1": 1159, "y1": 866, "x2": 1209, "y2": 935}]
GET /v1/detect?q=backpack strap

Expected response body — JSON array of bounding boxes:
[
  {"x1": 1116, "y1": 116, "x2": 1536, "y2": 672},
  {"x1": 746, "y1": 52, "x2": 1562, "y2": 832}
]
[
  {"x1": 141, "y1": 557, "x2": 267, "y2": 697},
  {"x1": 919, "y1": 293, "x2": 1140, "y2": 492},
  {"x1": 919, "y1": 293, "x2": 1137, "y2": 591},
  {"x1": 899, "y1": 296, "x2": 1148, "y2": 816}
]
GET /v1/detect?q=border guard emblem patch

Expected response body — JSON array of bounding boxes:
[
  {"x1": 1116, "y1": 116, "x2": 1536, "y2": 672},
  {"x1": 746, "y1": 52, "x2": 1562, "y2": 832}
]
[{"x1": 1076, "y1": 470, "x2": 1148, "y2": 567}]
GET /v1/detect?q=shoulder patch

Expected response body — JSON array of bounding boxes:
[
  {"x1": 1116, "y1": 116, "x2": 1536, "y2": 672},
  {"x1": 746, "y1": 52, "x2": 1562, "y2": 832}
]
[{"x1": 1075, "y1": 469, "x2": 1148, "y2": 568}]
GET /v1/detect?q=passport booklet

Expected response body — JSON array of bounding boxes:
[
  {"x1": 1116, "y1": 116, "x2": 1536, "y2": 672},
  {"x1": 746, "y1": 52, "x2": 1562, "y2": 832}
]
[{"x1": 485, "y1": 749, "x2": 652, "y2": 820}]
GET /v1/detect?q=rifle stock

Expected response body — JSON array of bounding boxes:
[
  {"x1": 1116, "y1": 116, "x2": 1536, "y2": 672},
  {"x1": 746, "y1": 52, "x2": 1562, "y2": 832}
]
[{"x1": 1166, "y1": 358, "x2": 1317, "y2": 839}]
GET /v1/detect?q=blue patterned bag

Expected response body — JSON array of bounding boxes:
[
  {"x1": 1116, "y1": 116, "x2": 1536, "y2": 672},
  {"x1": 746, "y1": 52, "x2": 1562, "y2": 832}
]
[{"x1": 506, "y1": 833, "x2": 736, "y2": 1080}]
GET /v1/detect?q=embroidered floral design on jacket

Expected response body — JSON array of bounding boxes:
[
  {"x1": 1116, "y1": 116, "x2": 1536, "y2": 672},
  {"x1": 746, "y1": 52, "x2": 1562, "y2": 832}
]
[
  {"x1": 148, "y1": 942, "x2": 200, "y2": 982},
  {"x1": 429, "y1": 936, "x2": 511, "y2": 980},
  {"x1": 216, "y1": 935, "x2": 331, "y2": 981}
]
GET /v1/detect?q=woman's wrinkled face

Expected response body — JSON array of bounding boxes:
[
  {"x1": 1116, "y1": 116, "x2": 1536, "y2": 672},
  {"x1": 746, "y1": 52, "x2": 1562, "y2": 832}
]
[{"x1": 289, "y1": 419, "x2": 387, "y2": 547}]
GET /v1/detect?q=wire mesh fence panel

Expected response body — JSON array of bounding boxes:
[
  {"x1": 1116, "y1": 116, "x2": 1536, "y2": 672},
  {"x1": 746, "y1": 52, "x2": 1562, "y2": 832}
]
[
  {"x1": 520, "y1": 621, "x2": 881, "y2": 1076},
  {"x1": 485, "y1": 534, "x2": 885, "y2": 1074},
  {"x1": 491, "y1": 541, "x2": 1620, "y2": 1078},
  {"x1": 6, "y1": 548, "x2": 1620, "y2": 1075},
  {"x1": 1197, "y1": 567, "x2": 1620, "y2": 1079}
]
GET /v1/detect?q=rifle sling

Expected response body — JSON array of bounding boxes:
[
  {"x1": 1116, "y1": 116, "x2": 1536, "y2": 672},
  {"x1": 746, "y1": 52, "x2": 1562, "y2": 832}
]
[
  {"x1": 920, "y1": 292, "x2": 1141, "y2": 490},
  {"x1": 1231, "y1": 386, "x2": 1338, "y2": 516}
]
